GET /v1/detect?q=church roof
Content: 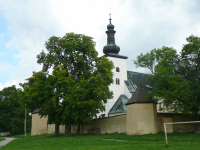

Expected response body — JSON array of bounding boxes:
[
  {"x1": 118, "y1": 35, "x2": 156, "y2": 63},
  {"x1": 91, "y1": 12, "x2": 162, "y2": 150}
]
[
  {"x1": 108, "y1": 94, "x2": 129, "y2": 115},
  {"x1": 125, "y1": 71, "x2": 153, "y2": 93},
  {"x1": 126, "y1": 83, "x2": 153, "y2": 105},
  {"x1": 104, "y1": 53, "x2": 128, "y2": 59},
  {"x1": 32, "y1": 108, "x2": 41, "y2": 114}
]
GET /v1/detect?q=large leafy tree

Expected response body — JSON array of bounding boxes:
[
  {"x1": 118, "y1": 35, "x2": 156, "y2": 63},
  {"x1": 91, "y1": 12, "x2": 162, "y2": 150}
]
[
  {"x1": 20, "y1": 33, "x2": 114, "y2": 135},
  {"x1": 134, "y1": 35, "x2": 200, "y2": 133},
  {"x1": 0, "y1": 86, "x2": 31, "y2": 134}
]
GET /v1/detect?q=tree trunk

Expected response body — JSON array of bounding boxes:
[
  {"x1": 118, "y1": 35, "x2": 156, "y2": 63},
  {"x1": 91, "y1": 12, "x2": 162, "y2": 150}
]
[
  {"x1": 77, "y1": 124, "x2": 80, "y2": 135},
  {"x1": 194, "y1": 115, "x2": 200, "y2": 134},
  {"x1": 55, "y1": 123, "x2": 59, "y2": 135},
  {"x1": 55, "y1": 96, "x2": 60, "y2": 136},
  {"x1": 65, "y1": 124, "x2": 71, "y2": 136}
]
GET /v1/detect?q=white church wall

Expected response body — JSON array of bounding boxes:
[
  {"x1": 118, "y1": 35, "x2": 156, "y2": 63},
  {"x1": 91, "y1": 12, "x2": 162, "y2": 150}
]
[
  {"x1": 103, "y1": 56, "x2": 128, "y2": 117},
  {"x1": 124, "y1": 83, "x2": 132, "y2": 99}
]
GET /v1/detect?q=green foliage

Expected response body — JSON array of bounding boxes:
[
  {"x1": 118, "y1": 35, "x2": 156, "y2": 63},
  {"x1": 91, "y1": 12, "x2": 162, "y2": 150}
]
[
  {"x1": 134, "y1": 35, "x2": 200, "y2": 116},
  {"x1": 61, "y1": 56, "x2": 114, "y2": 125},
  {"x1": 0, "y1": 86, "x2": 31, "y2": 134},
  {"x1": 19, "y1": 33, "x2": 114, "y2": 128},
  {"x1": 134, "y1": 47, "x2": 178, "y2": 74},
  {"x1": 19, "y1": 71, "x2": 63, "y2": 125},
  {"x1": 179, "y1": 35, "x2": 200, "y2": 115}
]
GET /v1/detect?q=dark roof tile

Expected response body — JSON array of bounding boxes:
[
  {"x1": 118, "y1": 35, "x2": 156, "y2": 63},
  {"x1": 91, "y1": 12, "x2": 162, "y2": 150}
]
[{"x1": 126, "y1": 83, "x2": 153, "y2": 105}]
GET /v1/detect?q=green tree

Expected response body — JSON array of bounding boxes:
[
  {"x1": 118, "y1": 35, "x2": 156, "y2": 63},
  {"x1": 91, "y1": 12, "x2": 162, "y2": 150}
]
[
  {"x1": 20, "y1": 33, "x2": 114, "y2": 135},
  {"x1": 0, "y1": 86, "x2": 31, "y2": 135},
  {"x1": 134, "y1": 36, "x2": 200, "y2": 133},
  {"x1": 59, "y1": 56, "x2": 113, "y2": 134},
  {"x1": 179, "y1": 35, "x2": 200, "y2": 132}
]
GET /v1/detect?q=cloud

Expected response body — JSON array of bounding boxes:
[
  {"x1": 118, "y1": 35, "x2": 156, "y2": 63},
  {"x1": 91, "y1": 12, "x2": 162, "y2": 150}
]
[
  {"x1": 0, "y1": 0, "x2": 200, "y2": 89},
  {"x1": 0, "y1": 80, "x2": 17, "y2": 90}
]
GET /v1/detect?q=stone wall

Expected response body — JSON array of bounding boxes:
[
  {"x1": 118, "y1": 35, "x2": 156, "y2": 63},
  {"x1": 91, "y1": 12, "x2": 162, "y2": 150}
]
[
  {"x1": 157, "y1": 114, "x2": 195, "y2": 133},
  {"x1": 31, "y1": 113, "x2": 48, "y2": 136},
  {"x1": 81, "y1": 115, "x2": 126, "y2": 134},
  {"x1": 173, "y1": 116, "x2": 195, "y2": 132},
  {"x1": 31, "y1": 113, "x2": 65, "y2": 136},
  {"x1": 157, "y1": 115, "x2": 173, "y2": 133},
  {"x1": 31, "y1": 113, "x2": 196, "y2": 136}
]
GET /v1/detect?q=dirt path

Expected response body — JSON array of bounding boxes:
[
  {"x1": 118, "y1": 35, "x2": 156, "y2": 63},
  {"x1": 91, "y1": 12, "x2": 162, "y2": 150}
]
[{"x1": 0, "y1": 137, "x2": 17, "y2": 148}]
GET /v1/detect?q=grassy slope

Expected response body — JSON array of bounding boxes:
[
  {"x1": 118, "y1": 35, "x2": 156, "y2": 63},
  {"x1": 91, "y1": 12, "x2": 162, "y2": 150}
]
[
  {"x1": 0, "y1": 137, "x2": 5, "y2": 142},
  {"x1": 1, "y1": 133, "x2": 200, "y2": 150}
]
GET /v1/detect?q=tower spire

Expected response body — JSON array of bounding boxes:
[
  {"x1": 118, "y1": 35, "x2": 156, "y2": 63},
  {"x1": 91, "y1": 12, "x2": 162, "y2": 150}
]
[
  {"x1": 109, "y1": 13, "x2": 112, "y2": 24},
  {"x1": 103, "y1": 14, "x2": 120, "y2": 55}
]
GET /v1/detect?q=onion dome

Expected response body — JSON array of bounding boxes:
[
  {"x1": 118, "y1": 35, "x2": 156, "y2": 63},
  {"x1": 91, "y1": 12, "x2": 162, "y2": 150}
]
[
  {"x1": 107, "y1": 23, "x2": 114, "y2": 30},
  {"x1": 103, "y1": 14, "x2": 120, "y2": 55}
]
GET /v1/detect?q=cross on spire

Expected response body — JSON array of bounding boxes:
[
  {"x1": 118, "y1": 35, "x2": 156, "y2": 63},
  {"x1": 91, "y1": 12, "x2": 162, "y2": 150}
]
[{"x1": 109, "y1": 14, "x2": 112, "y2": 24}]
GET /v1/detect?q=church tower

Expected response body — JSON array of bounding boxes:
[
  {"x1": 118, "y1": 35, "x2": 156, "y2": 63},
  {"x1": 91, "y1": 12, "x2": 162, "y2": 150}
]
[
  {"x1": 102, "y1": 15, "x2": 128, "y2": 117},
  {"x1": 126, "y1": 83, "x2": 158, "y2": 135}
]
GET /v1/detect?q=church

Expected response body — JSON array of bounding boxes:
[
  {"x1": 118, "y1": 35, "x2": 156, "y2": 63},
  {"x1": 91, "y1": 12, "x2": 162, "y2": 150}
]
[
  {"x1": 100, "y1": 15, "x2": 152, "y2": 117},
  {"x1": 31, "y1": 16, "x2": 195, "y2": 136}
]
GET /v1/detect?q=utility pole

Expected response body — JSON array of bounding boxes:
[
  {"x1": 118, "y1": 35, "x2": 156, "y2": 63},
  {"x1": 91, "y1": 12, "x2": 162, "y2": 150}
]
[{"x1": 25, "y1": 108, "x2": 26, "y2": 137}]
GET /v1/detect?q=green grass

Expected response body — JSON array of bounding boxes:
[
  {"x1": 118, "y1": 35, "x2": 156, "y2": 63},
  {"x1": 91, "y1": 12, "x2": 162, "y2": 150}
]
[
  {"x1": 1, "y1": 132, "x2": 200, "y2": 150},
  {"x1": 0, "y1": 137, "x2": 5, "y2": 142}
]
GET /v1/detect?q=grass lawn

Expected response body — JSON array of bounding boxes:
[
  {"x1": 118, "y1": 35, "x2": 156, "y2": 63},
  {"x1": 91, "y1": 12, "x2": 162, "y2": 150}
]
[
  {"x1": 1, "y1": 132, "x2": 200, "y2": 150},
  {"x1": 0, "y1": 137, "x2": 5, "y2": 142}
]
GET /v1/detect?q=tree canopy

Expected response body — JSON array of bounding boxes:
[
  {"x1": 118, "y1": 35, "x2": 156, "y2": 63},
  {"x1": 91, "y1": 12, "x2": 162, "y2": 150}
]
[
  {"x1": 134, "y1": 35, "x2": 200, "y2": 124},
  {"x1": 0, "y1": 86, "x2": 31, "y2": 134},
  {"x1": 19, "y1": 33, "x2": 114, "y2": 135}
]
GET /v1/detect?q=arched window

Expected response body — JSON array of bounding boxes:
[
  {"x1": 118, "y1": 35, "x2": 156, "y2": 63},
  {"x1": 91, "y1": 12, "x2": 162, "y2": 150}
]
[
  {"x1": 116, "y1": 78, "x2": 120, "y2": 85},
  {"x1": 116, "y1": 67, "x2": 119, "y2": 72}
]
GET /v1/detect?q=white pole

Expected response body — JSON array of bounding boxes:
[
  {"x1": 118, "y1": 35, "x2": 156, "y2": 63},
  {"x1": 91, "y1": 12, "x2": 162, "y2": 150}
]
[
  {"x1": 164, "y1": 124, "x2": 168, "y2": 145},
  {"x1": 164, "y1": 121, "x2": 200, "y2": 145},
  {"x1": 25, "y1": 108, "x2": 26, "y2": 137}
]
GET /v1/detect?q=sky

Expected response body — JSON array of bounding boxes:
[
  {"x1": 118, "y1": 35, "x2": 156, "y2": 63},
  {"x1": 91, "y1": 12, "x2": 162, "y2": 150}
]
[{"x1": 0, "y1": 0, "x2": 200, "y2": 90}]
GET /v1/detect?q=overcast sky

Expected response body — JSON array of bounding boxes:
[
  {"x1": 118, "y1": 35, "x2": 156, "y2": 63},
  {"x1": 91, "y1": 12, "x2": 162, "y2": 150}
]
[{"x1": 0, "y1": 0, "x2": 200, "y2": 90}]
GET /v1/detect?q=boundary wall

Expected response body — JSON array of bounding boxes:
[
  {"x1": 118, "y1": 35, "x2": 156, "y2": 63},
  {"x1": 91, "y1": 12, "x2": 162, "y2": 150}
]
[{"x1": 31, "y1": 113, "x2": 195, "y2": 136}]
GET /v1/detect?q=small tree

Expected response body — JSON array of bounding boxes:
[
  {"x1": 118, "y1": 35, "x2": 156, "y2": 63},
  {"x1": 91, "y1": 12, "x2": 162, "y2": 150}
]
[{"x1": 0, "y1": 86, "x2": 31, "y2": 135}]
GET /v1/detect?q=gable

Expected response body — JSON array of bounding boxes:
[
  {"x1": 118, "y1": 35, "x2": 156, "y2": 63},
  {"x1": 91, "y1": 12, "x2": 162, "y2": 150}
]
[{"x1": 108, "y1": 94, "x2": 129, "y2": 115}]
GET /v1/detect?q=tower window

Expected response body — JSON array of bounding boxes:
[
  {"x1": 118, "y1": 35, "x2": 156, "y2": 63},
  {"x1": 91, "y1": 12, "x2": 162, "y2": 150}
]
[
  {"x1": 116, "y1": 67, "x2": 120, "y2": 72},
  {"x1": 116, "y1": 78, "x2": 120, "y2": 85}
]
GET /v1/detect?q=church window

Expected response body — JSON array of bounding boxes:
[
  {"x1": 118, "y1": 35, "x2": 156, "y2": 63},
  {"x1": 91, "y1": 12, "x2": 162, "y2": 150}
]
[
  {"x1": 116, "y1": 78, "x2": 120, "y2": 85},
  {"x1": 116, "y1": 67, "x2": 120, "y2": 72}
]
